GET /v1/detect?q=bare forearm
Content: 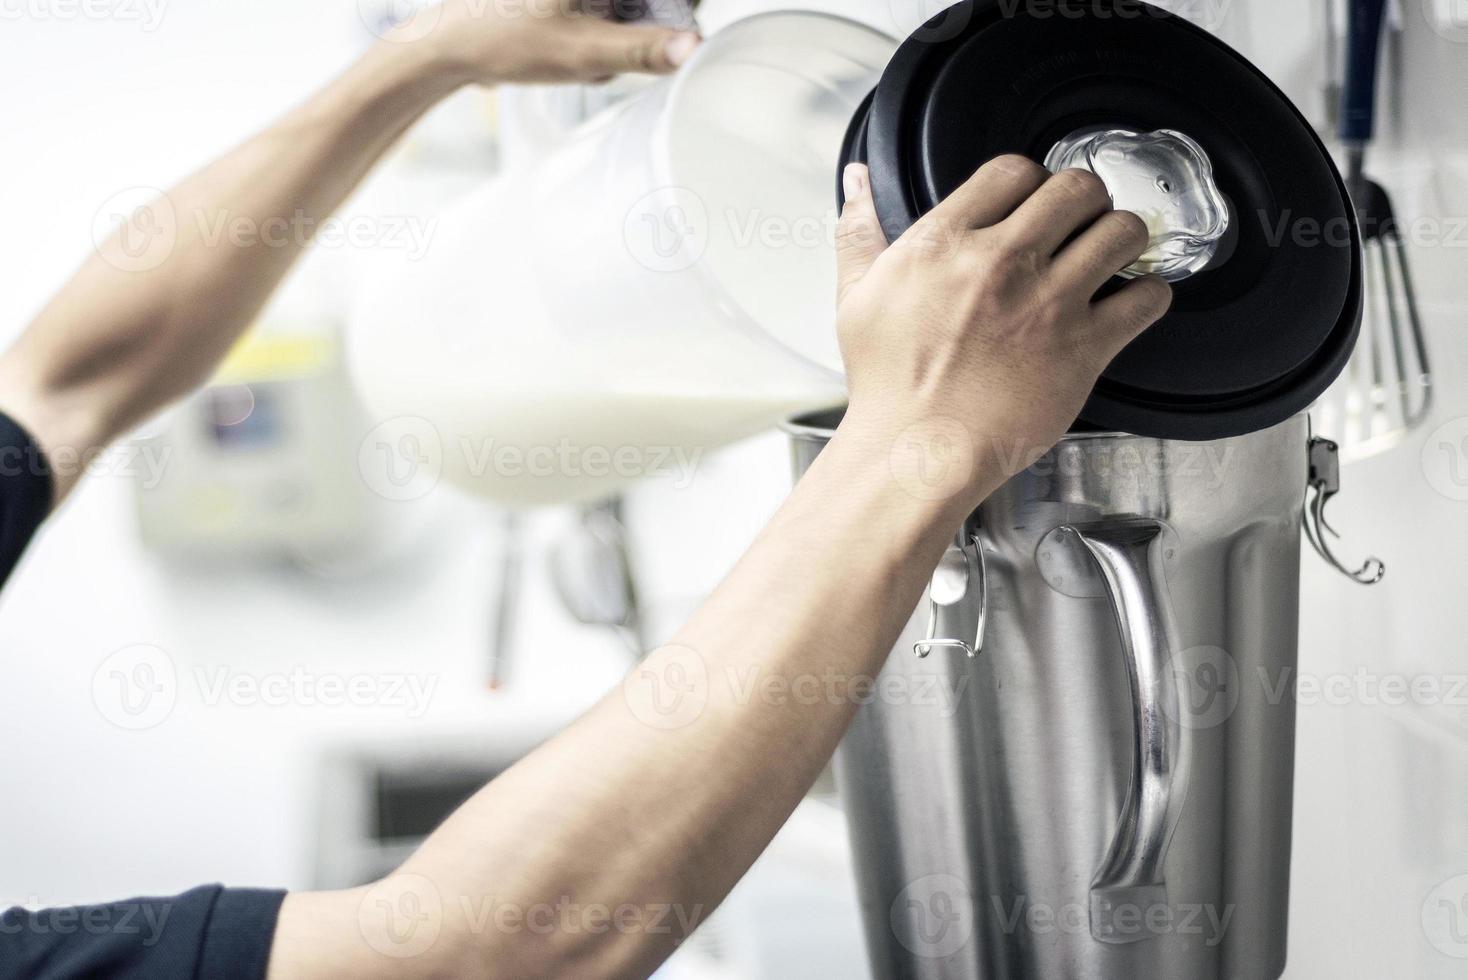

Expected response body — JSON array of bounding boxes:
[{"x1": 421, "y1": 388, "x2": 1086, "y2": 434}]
[
  {"x1": 272, "y1": 419, "x2": 994, "y2": 979},
  {"x1": 0, "y1": 41, "x2": 456, "y2": 498},
  {"x1": 268, "y1": 148, "x2": 1171, "y2": 979},
  {"x1": 0, "y1": 2, "x2": 699, "y2": 506}
]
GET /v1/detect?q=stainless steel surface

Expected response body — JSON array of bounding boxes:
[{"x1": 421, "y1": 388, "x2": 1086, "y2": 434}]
[{"x1": 788, "y1": 415, "x2": 1317, "y2": 979}]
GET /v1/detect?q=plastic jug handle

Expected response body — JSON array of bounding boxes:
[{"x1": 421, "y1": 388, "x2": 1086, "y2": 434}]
[{"x1": 1064, "y1": 519, "x2": 1190, "y2": 946}]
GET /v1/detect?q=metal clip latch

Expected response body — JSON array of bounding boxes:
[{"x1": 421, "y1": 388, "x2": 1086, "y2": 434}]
[
  {"x1": 1305, "y1": 437, "x2": 1386, "y2": 585},
  {"x1": 915, "y1": 533, "x2": 987, "y2": 658}
]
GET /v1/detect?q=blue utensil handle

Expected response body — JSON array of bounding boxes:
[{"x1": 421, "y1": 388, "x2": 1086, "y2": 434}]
[{"x1": 1340, "y1": 0, "x2": 1389, "y2": 144}]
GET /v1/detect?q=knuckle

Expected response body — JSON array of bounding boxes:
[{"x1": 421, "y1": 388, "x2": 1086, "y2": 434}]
[
  {"x1": 915, "y1": 217, "x2": 966, "y2": 258},
  {"x1": 968, "y1": 258, "x2": 1006, "y2": 295},
  {"x1": 1140, "y1": 277, "x2": 1175, "y2": 314},
  {"x1": 1102, "y1": 209, "x2": 1151, "y2": 249},
  {"x1": 886, "y1": 240, "x2": 926, "y2": 273},
  {"x1": 985, "y1": 153, "x2": 1048, "y2": 184},
  {"x1": 973, "y1": 234, "x2": 1042, "y2": 294},
  {"x1": 630, "y1": 42, "x2": 660, "y2": 72},
  {"x1": 1037, "y1": 292, "x2": 1072, "y2": 326},
  {"x1": 966, "y1": 251, "x2": 1010, "y2": 293},
  {"x1": 985, "y1": 227, "x2": 1032, "y2": 261},
  {"x1": 1052, "y1": 168, "x2": 1111, "y2": 206},
  {"x1": 835, "y1": 210, "x2": 866, "y2": 243},
  {"x1": 1122, "y1": 278, "x2": 1174, "y2": 326}
]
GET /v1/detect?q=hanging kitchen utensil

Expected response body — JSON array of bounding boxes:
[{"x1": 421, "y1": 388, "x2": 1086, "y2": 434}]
[
  {"x1": 548, "y1": 497, "x2": 646, "y2": 659},
  {"x1": 840, "y1": 0, "x2": 1363, "y2": 442},
  {"x1": 1312, "y1": 0, "x2": 1433, "y2": 461}
]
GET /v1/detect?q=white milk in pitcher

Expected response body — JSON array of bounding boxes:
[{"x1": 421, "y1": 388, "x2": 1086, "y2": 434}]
[
  {"x1": 348, "y1": 14, "x2": 893, "y2": 508},
  {"x1": 349, "y1": 173, "x2": 846, "y2": 509}
]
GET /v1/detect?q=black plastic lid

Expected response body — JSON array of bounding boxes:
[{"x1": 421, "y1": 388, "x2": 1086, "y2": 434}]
[{"x1": 841, "y1": 0, "x2": 1362, "y2": 440}]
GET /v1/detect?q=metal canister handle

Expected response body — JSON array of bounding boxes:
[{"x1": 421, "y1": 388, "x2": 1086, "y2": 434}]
[
  {"x1": 1065, "y1": 520, "x2": 1190, "y2": 945},
  {"x1": 1305, "y1": 436, "x2": 1386, "y2": 585},
  {"x1": 914, "y1": 532, "x2": 986, "y2": 659}
]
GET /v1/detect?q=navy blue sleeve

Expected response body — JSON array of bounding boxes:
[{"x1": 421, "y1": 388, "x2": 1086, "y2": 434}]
[
  {"x1": 0, "y1": 886, "x2": 286, "y2": 980},
  {"x1": 0, "y1": 411, "x2": 52, "y2": 593}
]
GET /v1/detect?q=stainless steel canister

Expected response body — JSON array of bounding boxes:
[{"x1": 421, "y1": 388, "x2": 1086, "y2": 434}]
[{"x1": 788, "y1": 411, "x2": 1378, "y2": 980}]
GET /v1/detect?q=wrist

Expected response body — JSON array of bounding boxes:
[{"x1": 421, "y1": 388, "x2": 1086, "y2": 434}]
[
  {"x1": 360, "y1": 27, "x2": 475, "y2": 111},
  {"x1": 816, "y1": 409, "x2": 990, "y2": 542}
]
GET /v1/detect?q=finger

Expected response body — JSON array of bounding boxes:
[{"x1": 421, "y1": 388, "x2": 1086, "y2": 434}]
[
  {"x1": 1092, "y1": 275, "x2": 1174, "y2": 353},
  {"x1": 837, "y1": 165, "x2": 890, "y2": 306},
  {"x1": 575, "y1": 21, "x2": 701, "y2": 77},
  {"x1": 1003, "y1": 168, "x2": 1114, "y2": 257},
  {"x1": 916, "y1": 154, "x2": 1049, "y2": 238},
  {"x1": 1051, "y1": 209, "x2": 1151, "y2": 298}
]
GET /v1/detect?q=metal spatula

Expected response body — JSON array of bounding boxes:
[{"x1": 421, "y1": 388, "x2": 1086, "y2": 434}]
[{"x1": 1313, "y1": 0, "x2": 1433, "y2": 461}]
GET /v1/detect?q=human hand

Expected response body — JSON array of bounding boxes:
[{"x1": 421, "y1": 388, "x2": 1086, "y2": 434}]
[
  {"x1": 387, "y1": 0, "x2": 702, "y2": 86},
  {"x1": 833, "y1": 157, "x2": 1173, "y2": 511}
]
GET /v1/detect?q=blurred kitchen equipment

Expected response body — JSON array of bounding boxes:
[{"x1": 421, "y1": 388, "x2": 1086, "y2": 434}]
[
  {"x1": 312, "y1": 726, "x2": 559, "y2": 888},
  {"x1": 134, "y1": 325, "x2": 388, "y2": 568},
  {"x1": 809, "y1": 2, "x2": 1383, "y2": 977},
  {"x1": 350, "y1": 12, "x2": 896, "y2": 507},
  {"x1": 482, "y1": 501, "x2": 647, "y2": 690},
  {"x1": 487, "y1": 512, "x2": 525, "y2": 690},
  {"x1": 1312, "y1": 0, "x2": 1433, "y2": 461},
  {"x1": 548, "y1": 497, "x2": 646, "y2": 658}
]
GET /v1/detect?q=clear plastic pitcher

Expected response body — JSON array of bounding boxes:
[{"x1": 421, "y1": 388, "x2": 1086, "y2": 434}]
[{"x1": 349, "y1": 12, "x2": 896, "y2": 507}]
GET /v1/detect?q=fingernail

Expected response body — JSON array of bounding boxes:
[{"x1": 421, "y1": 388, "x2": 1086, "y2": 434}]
[
  {"x1": 666, "y1": 33, "x2": 700, "y2": 68},
  {"x1": 843, "y1": 164, "x2": 868, "y2": 201}
]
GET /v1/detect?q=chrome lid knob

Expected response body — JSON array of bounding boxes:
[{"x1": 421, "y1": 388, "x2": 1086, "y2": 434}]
[{"x1": 1045, "y1": 127, "x2": 1230, "y2": 283}]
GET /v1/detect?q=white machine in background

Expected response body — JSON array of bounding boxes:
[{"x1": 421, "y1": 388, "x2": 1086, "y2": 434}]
[{"x1": 132, "y1": 320, "x2": 391, "y2": 568}]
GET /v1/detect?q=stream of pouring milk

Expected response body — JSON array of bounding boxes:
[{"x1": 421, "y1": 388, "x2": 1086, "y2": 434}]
[{"x1": 349, "y1": 171, "x2": 846, "y2": 508}]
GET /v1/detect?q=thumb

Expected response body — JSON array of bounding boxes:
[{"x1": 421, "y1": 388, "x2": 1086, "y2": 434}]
[
  {"x1": 575, "y1": 21, "x2": 702, "y2": 78},
  {"x1": 837, "y1": 164, "x2": 889, "y2": 307}
]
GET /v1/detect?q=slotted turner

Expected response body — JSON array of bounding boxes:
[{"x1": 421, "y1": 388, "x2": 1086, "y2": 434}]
[{"x1": 1313, "y1": 0, "x2": 1433, "y2": 461}]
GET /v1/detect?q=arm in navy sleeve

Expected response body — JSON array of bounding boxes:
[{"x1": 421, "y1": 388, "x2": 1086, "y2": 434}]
[
  {"x1": 0, "y1": 412, "x2": 52, "y2": 593},
  {"x1": 0, "y1": 886, "x2": 285, "y2": 980}
]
